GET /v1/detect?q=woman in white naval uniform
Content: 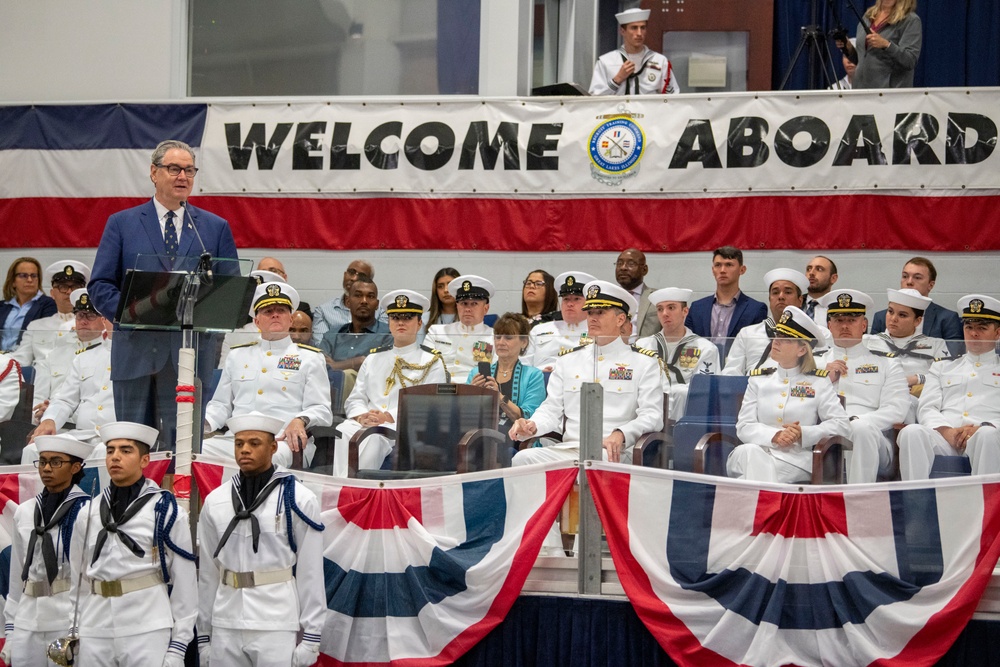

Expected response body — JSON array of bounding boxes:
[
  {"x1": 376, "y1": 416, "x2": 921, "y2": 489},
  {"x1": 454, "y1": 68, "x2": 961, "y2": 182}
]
[
  {"x1": 728, "y1": 306, "x2": 850, "y2": 484},
  {"x1": 3, "y1": 434, "x2": 90, "y2": 667},
  {"x1": 334, "y1": 290, "x2": 448, "y2": 476}
]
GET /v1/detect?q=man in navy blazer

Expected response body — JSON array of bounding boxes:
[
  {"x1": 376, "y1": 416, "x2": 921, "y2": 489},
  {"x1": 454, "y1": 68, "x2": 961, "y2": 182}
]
[
  {"x1": 684, "y1": 246, "x2": 767, "y2": 358},
  {"x1": 868, "y1": 257, "x2": 963, "y2": 353},
  {"x1": 89, "y1": 140, "x2": 238, "y2": 449}
]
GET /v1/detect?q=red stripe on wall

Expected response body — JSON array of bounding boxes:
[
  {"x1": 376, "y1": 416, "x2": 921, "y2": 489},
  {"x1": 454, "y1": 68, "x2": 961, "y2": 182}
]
[{"x1": 2, "y1": 194, "x2": 999, "y2": 252}]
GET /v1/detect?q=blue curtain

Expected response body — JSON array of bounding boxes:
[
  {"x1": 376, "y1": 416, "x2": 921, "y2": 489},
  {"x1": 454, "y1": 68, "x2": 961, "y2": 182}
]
[
  {"x1": 437, "y1": 0, "x2": 481, "y2": 94},
  {"x1": 772, "y1": 0, "x2": 1000, "y2": 89},
  {"x1": 449, "y1": 595, "x2": 1000, "y2": 666}
]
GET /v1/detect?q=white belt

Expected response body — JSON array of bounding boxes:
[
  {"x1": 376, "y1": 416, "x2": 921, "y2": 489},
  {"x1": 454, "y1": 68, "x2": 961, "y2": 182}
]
[
  {"x1": 220, "y1": 567, "x2": 293, "y2": 589},
  {"x1": 90, "y1": 572, "x2": 164, "y2": 597},
  {"x1": 23, "y1": 578, "x2": 70, "y2": 597}
]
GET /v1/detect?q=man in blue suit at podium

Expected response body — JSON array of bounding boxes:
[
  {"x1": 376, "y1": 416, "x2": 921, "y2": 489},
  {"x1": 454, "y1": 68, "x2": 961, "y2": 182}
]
[{"x1": 89, "y1": 139, "x2": 239, "y2": 450}]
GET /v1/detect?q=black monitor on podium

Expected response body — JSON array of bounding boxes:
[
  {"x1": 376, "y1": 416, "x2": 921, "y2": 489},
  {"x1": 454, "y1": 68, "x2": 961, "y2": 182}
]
[{"x1": 115, "y1": 255, "x2": 255, "y2": 332}]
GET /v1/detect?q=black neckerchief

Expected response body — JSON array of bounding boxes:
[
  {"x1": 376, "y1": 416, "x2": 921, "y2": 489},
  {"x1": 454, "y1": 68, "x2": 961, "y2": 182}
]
[
  {"x1": 92, "y1": 481, "x2": 157, "y2": 565},
  {"x1": 239, "y1": 466, "x2": 275, "y2": 508},
  {"x1": 23, "y1": 488, "x2": 75, "y2": 585},
  {"x1": 755, "y1": 319, "x2": 778, "y2": 371},
  {"x1": 40, "y1": 487, "x2": 71, "y2": 524},
  {"x1": 877, "y1": 333, "x2": 936, "y2": 360},
  {"x1": 109, "y1": 478, "x2": 146, "y2": 523},
  {"x1": 215, "y1": 469, "x2": 284, "y2": 557}
]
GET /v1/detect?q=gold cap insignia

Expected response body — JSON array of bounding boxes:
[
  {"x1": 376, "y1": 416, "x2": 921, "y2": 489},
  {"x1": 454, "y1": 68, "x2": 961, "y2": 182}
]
[
  {"x1": 971, "y1": 299, "x2": 984, "y2": 313},
  {"x1": 266, "y1": 284, "x2": 281, "y2": 297},
  {"x1": 837, "y1": 293, "x2": 851, "y2": 308},
  {"x1": 80, "y1": 294, "x2": 89, "y2": 305},
  {"x1": 65, "y1": 265, "x2": 74, "y2": 276},
  {"x1": 462, "y1": 280, "x2": 472, "y2": 292},
  {"x1": 587, "y1": 285, "x2": 600, "y2": 299},
  {"x1": 395, "y1": 295, "x2": 408, "y2": 308},
  {"x1": 566, "y1": 276, "x2": 575, "y2": 286},
  {"x1": 779, "y1": 311, "x2": 791, "y2": 324}
]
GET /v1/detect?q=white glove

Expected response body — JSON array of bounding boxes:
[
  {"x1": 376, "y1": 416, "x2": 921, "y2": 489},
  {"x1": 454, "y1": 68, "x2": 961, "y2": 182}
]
[
  {"x1": 292, "y1": 641, "x2": 321, "y2": 667},
  {"x1": 198, "y1": 640, "x2": 212, "y2": 666},
  {"x1": 0, "y1": 641, "x2": 11, "y2": 665},
  {"x1": 162, "y1": 649, "x2": 186, "y2": 667}
]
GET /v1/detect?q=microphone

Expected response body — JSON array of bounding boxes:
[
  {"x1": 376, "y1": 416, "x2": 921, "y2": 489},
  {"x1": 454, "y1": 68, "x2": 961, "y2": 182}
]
[{"x1": 180, "y1": 201, "x2": 214, "y2": 283}]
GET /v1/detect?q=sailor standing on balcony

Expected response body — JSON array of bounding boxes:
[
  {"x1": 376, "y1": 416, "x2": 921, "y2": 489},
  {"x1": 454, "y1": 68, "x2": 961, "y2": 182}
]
[{"x1": 589, "y1": 7, "x2": 680, "y2": 96}]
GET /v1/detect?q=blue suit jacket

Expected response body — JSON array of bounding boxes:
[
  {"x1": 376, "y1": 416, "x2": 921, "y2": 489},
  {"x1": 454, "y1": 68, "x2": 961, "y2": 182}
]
[
  {"x1": 870, "y1": 301, "x2": 964, "y2": 353},
  {"x1": 89, "y1": 199, "x2": 239, "y2": 381},
  {"x1": 685, "y1": 292, "x2": 768, "y2": 357},
  {"x1": 0, "y1": 295, "x2": 57, "y2": 349}
]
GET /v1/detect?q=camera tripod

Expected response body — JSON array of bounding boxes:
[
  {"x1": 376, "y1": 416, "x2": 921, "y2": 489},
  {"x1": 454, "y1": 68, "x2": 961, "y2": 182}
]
[{"x1": 778, "y1": 0, "x2": 841, "y2": 90}]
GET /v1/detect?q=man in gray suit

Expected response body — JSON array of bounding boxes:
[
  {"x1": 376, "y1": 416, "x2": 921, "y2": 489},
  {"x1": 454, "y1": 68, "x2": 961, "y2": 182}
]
[{"x1": 614, "y1": 248, "x2": 659, "y2": 343}]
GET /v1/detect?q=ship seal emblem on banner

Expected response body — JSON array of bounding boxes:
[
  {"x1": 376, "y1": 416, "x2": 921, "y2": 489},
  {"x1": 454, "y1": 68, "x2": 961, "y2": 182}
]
[{"x1": 589, "y1": 106, "x2": 645, "y2": 187}]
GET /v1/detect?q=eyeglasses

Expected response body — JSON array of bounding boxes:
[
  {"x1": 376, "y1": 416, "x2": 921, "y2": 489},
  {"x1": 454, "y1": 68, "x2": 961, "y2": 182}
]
[
  {"x1": 156, "y1": 163, "x2": 198, "y2": 177},
  {"x1": 522, "y1": 280, "x2": 546, "y2": 288},
  {"x1": 75, "y1": 311, "x2": 101, "y2": 321},
  {"x1": 615, "y1": 260, "x2": 640, "y2": 269},
  {"x1": 34, "y1": 458, "x2": 72, "y2": 469},
  {"x1": 15, "y1": 272, "x2": 39, "y2": 280},
  {"x1": 345, "y1": 268, "x2": 370, "y2": 280},
  {"x1": 53, "y1": 284, "x2": 78, "y2": 294}
]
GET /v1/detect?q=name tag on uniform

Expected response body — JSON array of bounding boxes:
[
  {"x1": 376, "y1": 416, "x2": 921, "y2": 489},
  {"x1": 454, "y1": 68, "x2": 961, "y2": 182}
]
[
  {"x1": 277, "y1": 355, "x2": 301, "y2": 371},
  {"x1": 679, "y1": 347, "x2": 702, "y2": 369},
  {"x1": 609, "y1": 365, "x2": 633, "y2": 381},
  {"x1": 791, "y1": 383, "x2": 815, "y2": 398},
  {"x1": 855, "y1": 363, "x2": 879, "y2": 374}
]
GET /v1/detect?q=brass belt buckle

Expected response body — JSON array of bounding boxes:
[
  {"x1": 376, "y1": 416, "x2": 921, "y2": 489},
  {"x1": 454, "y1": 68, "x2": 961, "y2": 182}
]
[
  {"x1": 232, "y1": 571, "x2": 255, "y2": 589},
  {"x1": 100, "y1": 580, "x2": 123, "y2": 597}
]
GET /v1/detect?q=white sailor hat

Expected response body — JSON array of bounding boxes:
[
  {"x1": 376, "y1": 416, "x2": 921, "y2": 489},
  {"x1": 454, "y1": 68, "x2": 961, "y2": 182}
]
[
  {"x1": 227, "y1": 411, "x2": 284, "y2": 436},
  {"x1": 381, "y1": 289, "x2": 429, "y2": 316},
  {"x1": 887, "y1": 288, "x2": 932, "y2": 311},
  {"x1": 70, "y1": 288, "x2": 100, "y2": 315},
  {"x1": 448, "y1": 275, "x2": 495, "y2": 301},
  {"x1": 764, "y1": 268, "x2": 809, "y2": 294},
  {"x1": 582, "y1": 280, "x2": 639, "y2": 317},
  {"x1": 818, "y1": 289, "x2": 874, "y2": 316},
  {"x1": 555, "y1": 271, "x2": 597, "y2": 297},
  {"x1": 99, "y1": 421, "x2": 159, "y2": 448},
  {"x1": 46, "y1": 260, "x2": 90, "y2": 286},
  {"x1": 774, "y1": 305, "x2": 824, "y2": 347},
  {"x1": 615, "y1": 7, "x2": 650, "y2": 24},
  {"x1": 250, "y1": 269, "x2": 286, "y2": 286},
  {"x1": 649, "y1": 287, "x2": 693, "y2": 305},
  {"x1": 35, "y1": 434, "x2": 94, "y2": 460},
  {"x1": 251, "y1": 281, "x2": 300, "y2": 316},
  {"x1": 958, "y1": 294, "x2": 1000, "y2": 323}
]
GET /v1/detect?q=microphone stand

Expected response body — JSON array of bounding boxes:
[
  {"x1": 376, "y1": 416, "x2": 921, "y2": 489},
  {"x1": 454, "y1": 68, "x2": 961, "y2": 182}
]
[{"x1": 174, "y1": 201, "x2": 214, "y2": 513}]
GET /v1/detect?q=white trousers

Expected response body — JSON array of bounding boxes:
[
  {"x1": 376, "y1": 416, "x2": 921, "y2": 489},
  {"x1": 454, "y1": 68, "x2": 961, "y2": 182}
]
[
  {"x1": 211, "y1": 628, "x2": 297, "y2": 666},
  {"x1": 202, "y1": 434, "x2": 314, "y2": 469},
  {"x1": 333, "y1": 419, "x2": 395, "y2": 477},
  {"x1": 9, "y1": 627, "x2": 63, "y2": 667},
  {"x1": 898, "y1": 424, "x2": 1000, "y2": 480},
  {"x1": 847, "y1": 421, "x2": 894, "y2": 484},
  {"x1": 726, "y1": 444, "x2": 811, "y2": 484},
  {"x1": 77, "y1": 628, "x2": 171, "y2": 667},
  {"x1": 668, "y1": 384, "x2": 689, "y2": 421}
]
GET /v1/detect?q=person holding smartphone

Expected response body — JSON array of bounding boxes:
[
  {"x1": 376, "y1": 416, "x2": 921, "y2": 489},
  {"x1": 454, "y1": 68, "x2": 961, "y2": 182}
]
[{"x1": 468, "y1": 313, "x2": 547, "y2": 447}]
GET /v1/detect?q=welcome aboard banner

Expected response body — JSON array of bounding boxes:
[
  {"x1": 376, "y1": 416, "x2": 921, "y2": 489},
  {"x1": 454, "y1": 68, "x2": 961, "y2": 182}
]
[{"x1": 1, "y1": 89, "x2": 998, "y2": 251}]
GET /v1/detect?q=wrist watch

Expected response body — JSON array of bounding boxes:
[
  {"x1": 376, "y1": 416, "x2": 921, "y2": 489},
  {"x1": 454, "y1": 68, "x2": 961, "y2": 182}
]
[{"x1": 296, "y1": 415, "x2": 311, "y2": 430}]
